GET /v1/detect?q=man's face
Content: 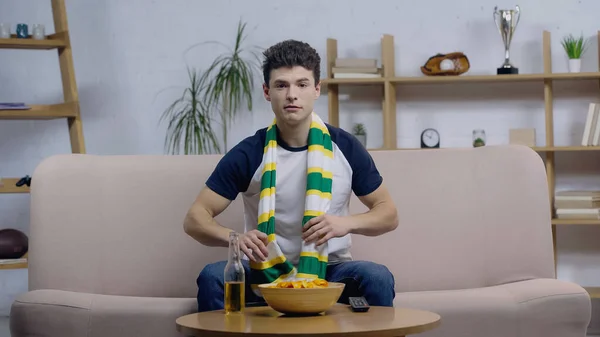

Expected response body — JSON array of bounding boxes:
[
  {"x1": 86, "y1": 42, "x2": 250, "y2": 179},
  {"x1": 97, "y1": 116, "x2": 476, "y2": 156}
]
[{"x1": 263, "y1": 66, "x2": 321, "y2": 126}]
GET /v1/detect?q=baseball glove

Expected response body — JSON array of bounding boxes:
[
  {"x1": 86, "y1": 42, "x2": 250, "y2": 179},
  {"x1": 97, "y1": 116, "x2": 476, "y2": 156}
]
[{"x1": 420, "y1": 52, "x2": 470, "y2": 76}]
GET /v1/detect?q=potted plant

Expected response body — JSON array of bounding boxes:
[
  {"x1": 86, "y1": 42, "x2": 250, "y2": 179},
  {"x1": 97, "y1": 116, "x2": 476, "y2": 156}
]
[
  {"x1": 352, "y1": 123, "x2": 367, "y2": 148},
  {"x1": 160, "y1": 67, "x2": 221, "y2": 154},
  {"x1": 160, "y1": 19, "x2": 261, "y2": 155},
  {"x1": 561, "y1": 34, "x2": 588, "y2": 73},
  {"x1": 196, "y1": 19, "x2": 262, "y2": 153},
  {"x1": 472, "y1": 129, "x2": 486, "y2": 147}
]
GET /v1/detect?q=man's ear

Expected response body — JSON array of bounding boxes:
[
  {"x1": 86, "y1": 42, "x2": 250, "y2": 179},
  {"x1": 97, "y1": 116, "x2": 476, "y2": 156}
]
[
  {"x1": 315, "y1": 81, "x2": 321, "y2": 98},
  {"x1": 263, "y1": 83, "x2": 271, "y2": 101}
]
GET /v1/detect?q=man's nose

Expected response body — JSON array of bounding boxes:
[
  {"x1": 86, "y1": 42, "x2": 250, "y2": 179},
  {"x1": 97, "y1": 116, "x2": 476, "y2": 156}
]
[{"x1": 286, "y1": 85, "x2": 299, "y2": 100}]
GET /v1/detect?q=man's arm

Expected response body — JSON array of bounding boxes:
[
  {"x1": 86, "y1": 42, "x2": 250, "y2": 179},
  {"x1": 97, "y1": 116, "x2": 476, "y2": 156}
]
[
  {"x1": 347, "y1": 183, "x2": 398, "y2": 236},
  {"x1": 183, "y1": 186, "x2": 270, "y2": 261},
  {"x1": 302, "y1": 184, "x2": 398, "y2": 245},
  {"x1": 183, "y1": 186, "x2": 235, "y2": 247}
]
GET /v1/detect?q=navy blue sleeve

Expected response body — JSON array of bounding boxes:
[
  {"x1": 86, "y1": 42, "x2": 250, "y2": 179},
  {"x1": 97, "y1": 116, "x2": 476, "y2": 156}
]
[
  {"x1": 327, "y1": 124, "x2": 383, "y2": 197},
  {"x1": 205, "y1": 130, "x2": 265, "y2": 200}
]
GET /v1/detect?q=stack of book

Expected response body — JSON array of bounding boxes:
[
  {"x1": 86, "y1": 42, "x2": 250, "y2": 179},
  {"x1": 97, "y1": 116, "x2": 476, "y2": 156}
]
[
  {"x1": 0, "y1": 102, "x2": 30, "y2": 110},
  {"x1": 555, "y1": 191, "x2": 600, "y2": 219},
  {"x1": 582, "y1": 102, "x2": 600, "y2": 146},
  {"x1": 331, "y1": 58, "x2": 382, "y2": 78}
]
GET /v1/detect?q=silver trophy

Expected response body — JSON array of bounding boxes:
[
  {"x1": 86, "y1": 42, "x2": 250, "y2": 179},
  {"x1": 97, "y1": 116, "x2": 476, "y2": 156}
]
[{"x1": 493, "y1": 5, "x2": 521, "y2": 74}]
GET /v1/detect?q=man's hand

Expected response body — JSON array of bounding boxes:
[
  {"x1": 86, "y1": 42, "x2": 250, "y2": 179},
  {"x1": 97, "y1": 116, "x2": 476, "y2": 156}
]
[
  {"x1": 240, "y1": 230, "x2": 270, "y2": 262},
  {"x1": 302, "y1": 214, "x2": 353, "y2": 246}
]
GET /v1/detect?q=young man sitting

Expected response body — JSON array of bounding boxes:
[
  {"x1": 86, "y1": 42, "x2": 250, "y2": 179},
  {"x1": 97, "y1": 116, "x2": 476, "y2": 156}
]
[{"x1": 184, "y1": 39, "x2": 399, "y2": 312}]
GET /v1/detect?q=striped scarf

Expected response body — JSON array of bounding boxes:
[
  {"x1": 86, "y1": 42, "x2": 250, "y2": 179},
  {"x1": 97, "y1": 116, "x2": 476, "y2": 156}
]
[{"x1": 250, "y1": 112, "x2": 333, "y2": 296}]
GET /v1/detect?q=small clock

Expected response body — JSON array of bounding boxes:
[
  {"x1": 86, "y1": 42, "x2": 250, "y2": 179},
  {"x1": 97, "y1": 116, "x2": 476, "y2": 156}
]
[{"x1": 420, "y1": 128, "x2": 440, "y2": 148}]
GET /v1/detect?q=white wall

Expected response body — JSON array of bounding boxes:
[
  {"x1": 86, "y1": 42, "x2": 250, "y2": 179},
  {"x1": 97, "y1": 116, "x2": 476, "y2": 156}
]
[{"x1": 1, "y1": 0, "x2": 599, "y2": 324}]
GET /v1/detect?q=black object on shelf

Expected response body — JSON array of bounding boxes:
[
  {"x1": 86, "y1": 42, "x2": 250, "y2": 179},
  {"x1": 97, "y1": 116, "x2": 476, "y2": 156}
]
[
  {"x1": 16, "y1": 175, "x2": 32, "y2": 187},
  {"x1": 0, "y1": 228, "x2": 29, "y2": 259}
]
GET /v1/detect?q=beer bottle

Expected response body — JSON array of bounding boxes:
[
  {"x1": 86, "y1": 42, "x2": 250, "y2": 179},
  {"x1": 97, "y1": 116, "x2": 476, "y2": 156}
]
[{"x1": 224, "y1": 232, "x2": 245, "y2": 313}]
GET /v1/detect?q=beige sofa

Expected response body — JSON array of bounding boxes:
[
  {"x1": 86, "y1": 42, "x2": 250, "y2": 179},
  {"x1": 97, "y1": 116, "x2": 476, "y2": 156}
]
[{"x1": 10, "y1": 145, "x2": 591, "y2": 337}]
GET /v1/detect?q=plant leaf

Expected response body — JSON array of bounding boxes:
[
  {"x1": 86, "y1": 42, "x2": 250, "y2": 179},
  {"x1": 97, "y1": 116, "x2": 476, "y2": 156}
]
[
  {"x1": 159, "y1": 67, "x2": 221, "y2": 154},
  {"x1": 561, "y1": 33, "x2": 588, "y2": 59},
  {"x1": 160, "y1": 18, "x2": 263, "y2": 154}
]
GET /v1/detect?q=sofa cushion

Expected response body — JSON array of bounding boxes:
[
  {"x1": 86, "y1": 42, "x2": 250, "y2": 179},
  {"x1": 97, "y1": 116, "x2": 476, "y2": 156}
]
[
  {"x1": 394, "y1": 278, "x2": 591, "y2": 337},
  {"x1": 10, "y1": 289, "x2": 197, "y2": 337}
]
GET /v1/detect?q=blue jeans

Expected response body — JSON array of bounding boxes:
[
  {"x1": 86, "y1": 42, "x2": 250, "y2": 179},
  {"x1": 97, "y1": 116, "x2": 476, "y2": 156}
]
[{"x1": 196, "y1": 259, "x2": 396, "y2": 312}]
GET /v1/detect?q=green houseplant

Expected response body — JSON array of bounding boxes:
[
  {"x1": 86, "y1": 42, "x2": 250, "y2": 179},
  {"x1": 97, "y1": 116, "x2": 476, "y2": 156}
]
[
  {"x1": 196, "y1": 19, "x2": 262, "y2": 152},
  {"x1": 160, "y1": 19, "x2": 261, "y2": 155},
  {"x1": 159, "y1": 67, "x2": 221, "y2": 155},
  {"x1": 561, "y1": 34, "x2": 588, "y2": 73},
  {"x1": 352, "y1": 123, "x2": 367, "y2": 148}
]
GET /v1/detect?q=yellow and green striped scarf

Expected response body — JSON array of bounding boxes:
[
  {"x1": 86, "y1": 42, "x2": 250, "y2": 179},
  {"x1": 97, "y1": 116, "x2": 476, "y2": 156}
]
[{"x1": 250, "y1": 112, "x2": 333, "y2": 296}]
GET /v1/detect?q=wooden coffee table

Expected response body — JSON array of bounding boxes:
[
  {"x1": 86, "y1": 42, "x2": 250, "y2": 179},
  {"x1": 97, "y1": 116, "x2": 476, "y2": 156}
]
[{"x1": 176, "y1": 304, "x2": 441, "y2": 337}]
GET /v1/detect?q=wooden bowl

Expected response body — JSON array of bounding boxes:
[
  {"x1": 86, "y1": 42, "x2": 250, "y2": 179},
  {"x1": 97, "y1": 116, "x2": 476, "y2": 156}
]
[{"x1": 258, "y1": 282, "x2": 345, "y2": 315}]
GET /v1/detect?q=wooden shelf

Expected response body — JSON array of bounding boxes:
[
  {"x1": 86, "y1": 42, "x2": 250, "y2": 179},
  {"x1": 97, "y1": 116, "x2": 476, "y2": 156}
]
[
  {"x1": 552, "y1": 219, "x2": 600, "y2": 225},
  {"x1": 0, "y1": 32, "x2": 67, "y2": 50},
  {"x1": 0, "y1": 178, "x2": 30, "y2": 194},
  {"x1": 0, "y1": 260, "x2": 28, "y2": 270},
  {"x1": 391, "y1": 73, "x2": 547, "y2": 84},
  {"x1": 369, "y1": 146, "x2": 600, "y2": 152},
  {"x1": 532, "y1": 146, "x2": 600, "y2": 152},
  {"x1": 0, "y1": 253, "x2": 28, "y2": 270},
  {"x1": 321, "y1": 72, "x2": 600, "y2": 86},
  {"x1": 585, "y1": 287, "x2": 600, "y2": 299},
  {"x1": 546, "y1": 72, "x2": 600, "y2": 81},
  {"x1": 0, "y1": 102, "x2": 79, "y2": 120},
  {"x1": 321, "y1": 78, "x2": 385, "y2": 85}
]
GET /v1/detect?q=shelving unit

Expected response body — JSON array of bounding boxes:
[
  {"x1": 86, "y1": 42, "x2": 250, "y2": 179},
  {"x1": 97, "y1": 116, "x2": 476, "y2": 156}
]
[
  {"x1": 0, "y1": 0, "x2": 85, "y2": 267},
  {"x1": 323, "y1": 31, "x2": 600, "y2": 298}
]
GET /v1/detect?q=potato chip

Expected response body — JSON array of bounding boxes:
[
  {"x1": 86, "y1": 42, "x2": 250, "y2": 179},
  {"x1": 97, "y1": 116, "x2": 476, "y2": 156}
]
[{"x1": 269, "y1": 279, "x2": 329, "y2": 288}]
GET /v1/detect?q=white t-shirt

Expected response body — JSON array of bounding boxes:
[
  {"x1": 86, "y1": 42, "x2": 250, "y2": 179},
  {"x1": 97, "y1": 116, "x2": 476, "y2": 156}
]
[{"x1": 206, "y1": 123, "x2": 383, "y2": 266}]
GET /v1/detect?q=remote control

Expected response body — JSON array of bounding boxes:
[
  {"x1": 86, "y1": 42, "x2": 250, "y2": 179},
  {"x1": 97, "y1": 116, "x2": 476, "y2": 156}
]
[{"x1": 349, "y1": 296, "x2": 370, "y2": 312}]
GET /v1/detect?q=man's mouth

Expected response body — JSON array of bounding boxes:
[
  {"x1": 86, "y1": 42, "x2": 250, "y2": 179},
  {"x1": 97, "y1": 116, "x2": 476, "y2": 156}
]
[{"x1": 284, "y1": 105, "x2": 301, "y2": 111}]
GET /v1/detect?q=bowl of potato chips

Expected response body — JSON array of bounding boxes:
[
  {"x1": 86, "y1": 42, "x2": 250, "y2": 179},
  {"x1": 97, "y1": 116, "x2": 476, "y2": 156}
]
[{"x1": 258, "y1": 279, "x2": 345, "y2": 315}]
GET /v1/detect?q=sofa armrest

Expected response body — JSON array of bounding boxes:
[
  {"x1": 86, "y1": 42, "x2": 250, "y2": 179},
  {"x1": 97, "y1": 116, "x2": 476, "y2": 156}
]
[{"x1": 10, "y1": 289, "x2": 197, "y2": 337}]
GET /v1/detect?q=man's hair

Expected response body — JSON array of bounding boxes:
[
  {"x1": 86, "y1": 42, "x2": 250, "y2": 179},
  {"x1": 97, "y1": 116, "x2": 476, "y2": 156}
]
[{"x1": 262, "y1": 39, "x2": 321, "y2": 87}]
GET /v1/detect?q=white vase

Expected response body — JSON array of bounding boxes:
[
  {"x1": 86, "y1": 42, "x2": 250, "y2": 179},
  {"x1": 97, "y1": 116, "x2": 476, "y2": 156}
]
[{"x1": 568, "y1": 58, "x2": 581, "y2": 73}]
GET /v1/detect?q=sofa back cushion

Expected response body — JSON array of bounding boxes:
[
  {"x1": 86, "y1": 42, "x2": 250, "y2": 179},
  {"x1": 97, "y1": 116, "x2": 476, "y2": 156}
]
[
  {"x1": 349, "y1": 146, "x2": 555, "y2": 292},
  {"x1": 27, "y1": 145, "x2": 554, "y2": 298},
  {"x1": 28, "y1": 154, "x2": 242, "y2": 298}
]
